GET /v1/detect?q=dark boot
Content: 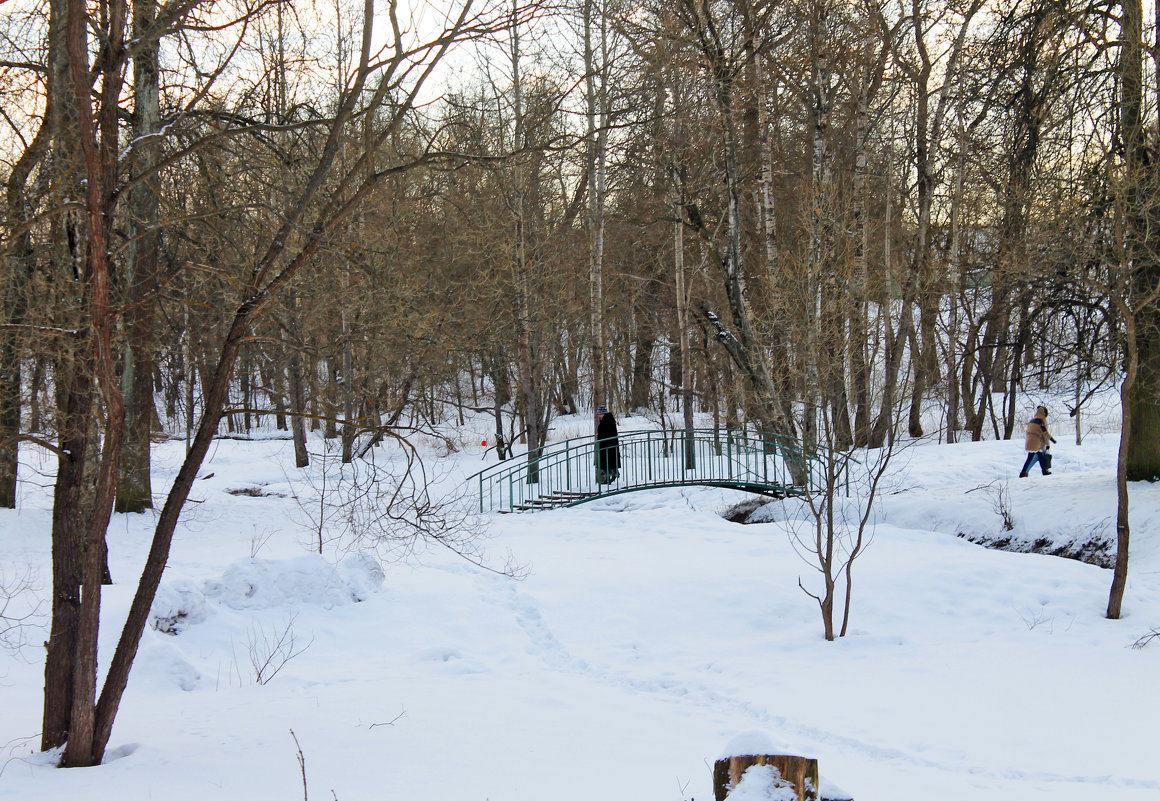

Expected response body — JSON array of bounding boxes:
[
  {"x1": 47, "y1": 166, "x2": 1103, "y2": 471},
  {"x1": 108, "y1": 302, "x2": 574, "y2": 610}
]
[{"x1": 1019, "y1": 452, "x2": 1038, "y2": 478}]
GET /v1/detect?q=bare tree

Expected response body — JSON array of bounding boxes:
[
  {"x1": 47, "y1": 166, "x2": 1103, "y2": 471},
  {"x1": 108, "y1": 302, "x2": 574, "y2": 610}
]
[
  {"x1": 790, "y1": 399, "x2": 901, "y2": 641},
  {"x1": 36, "y1": 0, "x2": 511, "y2": 766},
  {"x1": 673, "y1": 0, "x2": 799, "y2": 450},
  {"x1": 1107, "y1": 0, "x2": 1159, "y2": 618}
]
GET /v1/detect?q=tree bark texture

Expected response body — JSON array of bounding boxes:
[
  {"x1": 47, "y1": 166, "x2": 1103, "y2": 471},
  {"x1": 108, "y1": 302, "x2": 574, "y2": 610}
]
[
  {"x1": 1122, "y1": 0, "x2": 1160, "y2": 480},
  {"x1": 116, "y1": 0, "x2": 161, "y2": 513}
]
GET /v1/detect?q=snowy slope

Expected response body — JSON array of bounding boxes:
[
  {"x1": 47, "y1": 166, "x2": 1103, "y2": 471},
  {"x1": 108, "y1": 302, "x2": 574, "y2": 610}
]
[{"x1": 1, "y1": 414, "x2": 1158, "y2": 801}]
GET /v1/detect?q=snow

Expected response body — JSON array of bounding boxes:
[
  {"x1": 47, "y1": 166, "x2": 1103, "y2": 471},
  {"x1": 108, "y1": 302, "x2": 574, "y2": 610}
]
[
  {"x1": 2, "y1": 408, "x2": 1159, "y2": 801},
  {"x1": 725, "y1": 764, "x2": 798, "y2": 801},
  {"x1": 721, "y1": 730, "x2": 785, "y2": 759}
]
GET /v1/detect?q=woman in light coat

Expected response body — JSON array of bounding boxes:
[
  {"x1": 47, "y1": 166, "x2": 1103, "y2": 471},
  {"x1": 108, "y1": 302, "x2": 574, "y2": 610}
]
[{"x1": 1019, "y1": 405, "x2": 1057, "y2": 477}]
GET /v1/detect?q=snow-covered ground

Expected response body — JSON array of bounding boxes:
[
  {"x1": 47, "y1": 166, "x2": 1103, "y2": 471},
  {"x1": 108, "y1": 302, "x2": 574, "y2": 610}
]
[{"x1": 2, "y1": 405, "x2": 1158, "y2": 801}]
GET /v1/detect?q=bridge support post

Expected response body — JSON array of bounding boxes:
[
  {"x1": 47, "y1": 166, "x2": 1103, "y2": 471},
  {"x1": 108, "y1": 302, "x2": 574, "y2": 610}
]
[{"x1": 727, "y1": 430, "x2": 733, "y2": 479}]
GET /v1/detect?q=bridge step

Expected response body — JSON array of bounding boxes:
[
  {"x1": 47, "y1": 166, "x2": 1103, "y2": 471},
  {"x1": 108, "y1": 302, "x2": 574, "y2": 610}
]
[{"x1": 511, "y1": 490, "x2": 601, "y2": 511}]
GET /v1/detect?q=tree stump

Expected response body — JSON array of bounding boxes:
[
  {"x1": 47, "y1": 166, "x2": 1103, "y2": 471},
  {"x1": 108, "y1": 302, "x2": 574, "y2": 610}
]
[{"x1": 713, "y1": 754, "x2": 819, "y2": 801}]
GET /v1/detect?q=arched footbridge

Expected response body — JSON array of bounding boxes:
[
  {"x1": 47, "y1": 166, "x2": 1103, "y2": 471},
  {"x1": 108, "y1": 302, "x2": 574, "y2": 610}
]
[{"x1": 469, "y1": 428, "x2": 842, "y2": 513}]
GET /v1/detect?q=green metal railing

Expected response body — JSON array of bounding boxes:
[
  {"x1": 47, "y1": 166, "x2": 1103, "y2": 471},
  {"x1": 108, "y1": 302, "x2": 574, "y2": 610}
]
[{"x1": 468, "y1": 427, "x2": 843, "y2": 514}]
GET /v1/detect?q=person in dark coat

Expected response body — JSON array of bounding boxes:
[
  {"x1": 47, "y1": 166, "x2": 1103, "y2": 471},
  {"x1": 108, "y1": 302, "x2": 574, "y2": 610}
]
[
  {"x1": 595, "y1": 406, "x2": 620, "y2": 484},
  {"x1": 1019, "y1": 405, "x2": 1057, "y2": 477}
]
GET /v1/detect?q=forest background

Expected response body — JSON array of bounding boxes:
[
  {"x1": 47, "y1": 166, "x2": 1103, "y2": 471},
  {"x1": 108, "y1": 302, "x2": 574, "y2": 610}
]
[{"x1": 2, "y1": 0, "x2": 1159, "y2": 772}]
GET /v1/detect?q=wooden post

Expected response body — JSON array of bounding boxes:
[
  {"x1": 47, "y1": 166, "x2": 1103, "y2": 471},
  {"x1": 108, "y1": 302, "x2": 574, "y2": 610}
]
[{"x1": 713, "y1": 754, "x2": 819, "y2": 801}]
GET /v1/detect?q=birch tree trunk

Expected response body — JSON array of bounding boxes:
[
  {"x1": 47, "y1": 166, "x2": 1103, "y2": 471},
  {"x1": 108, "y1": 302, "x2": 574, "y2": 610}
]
[
  {"x1": 946, "y1": 113, "x2": 966, "y2": 443},
  {"x1": 804, "y1": 1, "x2": 830, "y2": 449},
  {"x1": 510, "y1": 0, "x2": 544, "y2": 481},
  {"x1": 585, "y1": 0, "x2": 608, "y2": 428}
]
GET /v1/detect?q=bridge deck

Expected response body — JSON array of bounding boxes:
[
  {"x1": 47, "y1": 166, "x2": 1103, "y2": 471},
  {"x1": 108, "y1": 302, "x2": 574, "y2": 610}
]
[{"x1": 469, "y1": 428, "x2": 834, "y2": 514}]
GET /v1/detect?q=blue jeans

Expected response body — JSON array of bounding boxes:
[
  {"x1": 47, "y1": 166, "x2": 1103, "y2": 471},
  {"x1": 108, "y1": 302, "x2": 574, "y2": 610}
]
[{"x1": 1021, "y1": 451, "x2": 1048, "y2": 475}]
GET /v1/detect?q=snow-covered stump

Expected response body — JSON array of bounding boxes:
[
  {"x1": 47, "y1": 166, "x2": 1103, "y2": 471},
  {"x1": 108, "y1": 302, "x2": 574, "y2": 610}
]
[{"x1": 713, "y1": 754, "x2": 818, "y2": 801}]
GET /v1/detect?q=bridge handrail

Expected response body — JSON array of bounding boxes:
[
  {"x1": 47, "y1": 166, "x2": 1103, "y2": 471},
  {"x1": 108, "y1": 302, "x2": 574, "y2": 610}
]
[
  {"x1": 468, "y1": 427, "x2": 837, "y2": 514},
  {"x1": 470, "y1": 427, "x2": 800, "y2": 478}
]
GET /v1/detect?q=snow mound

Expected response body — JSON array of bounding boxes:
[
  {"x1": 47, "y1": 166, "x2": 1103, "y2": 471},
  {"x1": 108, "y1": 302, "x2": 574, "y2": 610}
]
[
  {"x1": 150, "y1": 579, "x2": 209, "y2": 634},
  {"x1": 203, "y1": 553, "x2": 384, "y2": 610},
  {"x1": 135, "y1": 639, "x2": 202, "y2": 691}
]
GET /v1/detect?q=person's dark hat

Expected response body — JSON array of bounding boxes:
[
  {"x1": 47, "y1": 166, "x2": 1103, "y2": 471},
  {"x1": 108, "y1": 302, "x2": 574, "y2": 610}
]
[{"x1": 597, "y1": 406, "x2": 608, "y2": 415}]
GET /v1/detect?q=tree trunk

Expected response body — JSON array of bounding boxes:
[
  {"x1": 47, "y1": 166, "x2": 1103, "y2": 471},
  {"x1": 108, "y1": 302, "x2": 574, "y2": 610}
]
[
  {"x1": 1109, "y1": 313, "x2": 1136, "y2": 618},
  {"x1": 116, "y1": 0, "x2": 162, "y2": 513},
  {"x1": 1123, "y1": 0, "x2": 1160, "y2": 480},
  {"x1": 510, "y1": 1, "x2": 545, "y2": 482},
  {"x1": 850, "y1": 52, "x2": 873, "y2": 448},
  {"x1": 42, "y1": 363, "x2": 90, "y2": 751},
  {"x1": 289, "y1": 355, "x2": 309, "y2": 467},
  {"x1": 40, "y1": 0, "x2": 89, "y2": 751},
  {"x1": 1108, "y1": 0, "x2": 1150, "y2": 615},
  {"x1": 341, "y1": 308, "x2": 355, "y2": 462},
  {"x1": 585, "y1": 0, "x2": 607, "y2": 426},
  {"x1": 908, "y1": 296, "x2": 937, "y2": 437},
  {"x1": 869, "y1": 154, "x2": 898, "y2": 449},
  {"x1": 673, "y1": 167, "x2": 695, "y2": 469},
  {"x1": 285, "y1": 297, "x2": 309, "y2": 468},
  {"x1": 263, "y1": 354, "x2": 288, "y2": 430},
  {"x1": 946, "y1": 113, "x2": 967, "y2": 442},
  {"x1": 0, "y1": 318, "x2": 23, "y2": 506},
  {"x1": 0, "y1": 108, "x2": 51, "y2": 508},
  {"x1": 628, "y1": 336, "x2": 654, "y2": 411},
  {"x1": 58, "y1": 0, "x2": 128, "y2": 763}
]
